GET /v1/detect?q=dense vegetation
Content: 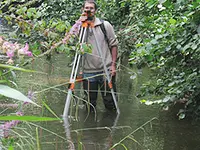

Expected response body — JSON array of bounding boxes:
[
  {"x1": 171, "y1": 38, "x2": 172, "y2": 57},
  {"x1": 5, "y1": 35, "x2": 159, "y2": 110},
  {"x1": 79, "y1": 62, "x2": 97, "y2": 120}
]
[
  {"x1": 0, "y1": 0, "x2": 200, "y2": 127},
  {"x1": 0, "y1": 0, "x2": 200, "y2": 149}
]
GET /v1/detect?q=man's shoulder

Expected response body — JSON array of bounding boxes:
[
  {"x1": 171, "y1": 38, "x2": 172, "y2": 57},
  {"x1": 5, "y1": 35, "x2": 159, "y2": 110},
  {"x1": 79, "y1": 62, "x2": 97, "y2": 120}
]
[
  {"x1": 99, "y1": 18, "x2": 110, "y2": 25},
  {"x1": 95, "y1": 18, "x2": 111, "y2": 26}
]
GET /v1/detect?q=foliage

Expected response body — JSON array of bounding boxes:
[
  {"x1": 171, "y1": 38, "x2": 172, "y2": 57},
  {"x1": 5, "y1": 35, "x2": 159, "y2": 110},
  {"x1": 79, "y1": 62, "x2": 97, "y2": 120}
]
[
  {"x1": 120, "y1": 0, "x2": 200, "y2": 119},
  {"x1": 0, "y1": 64, "x2": 61, "y2": 149},
  {"x1": 1, "y1": 0, "x2": 74, "y2": 57}
]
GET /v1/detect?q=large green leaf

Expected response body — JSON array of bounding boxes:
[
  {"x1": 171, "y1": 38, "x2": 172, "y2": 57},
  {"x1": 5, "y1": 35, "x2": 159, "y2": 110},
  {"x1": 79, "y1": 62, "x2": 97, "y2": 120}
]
[
  {"x1": 0, "y1": 116, "x2": 61, "y2": 122},
  {"x1": 0, "y1": 84, "x2": 39, "y2": 106}
]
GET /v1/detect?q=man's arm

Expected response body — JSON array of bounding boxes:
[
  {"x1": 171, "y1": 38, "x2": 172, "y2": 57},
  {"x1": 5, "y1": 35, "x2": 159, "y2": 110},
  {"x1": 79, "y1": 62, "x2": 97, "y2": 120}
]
[{"x1": 111, "y1": 46, "x2": 118, "y2": 76}]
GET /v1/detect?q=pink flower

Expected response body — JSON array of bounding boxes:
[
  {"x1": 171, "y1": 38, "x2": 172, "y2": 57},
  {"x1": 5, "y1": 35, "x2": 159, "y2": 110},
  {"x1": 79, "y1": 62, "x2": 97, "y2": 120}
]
[
  {"x1": 16, "y1": 111, "x2": 24, "y2": 116},
  {"x1": 6, "y1": 49, "x2": 15, "y2": 58},
  {"x1": 2, "y1": 41, "x2": 13, "y2": 53},
  {"x1": 69, "y1": 21, "x2": 82, "y2": 35},
  {"x1": 2, "y1": 41, "x2": 16, "y2": 60},
  {"x1": 18, "y1": 43, "x2": 33, "y2": 57},
  {"x1": 27, "y1": 90, "x2": 35, "y2": 100}
]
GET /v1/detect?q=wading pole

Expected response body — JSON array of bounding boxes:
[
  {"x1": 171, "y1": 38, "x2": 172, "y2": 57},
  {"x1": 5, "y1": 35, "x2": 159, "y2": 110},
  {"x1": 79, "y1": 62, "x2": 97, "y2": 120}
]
[
  {"x1": 63, "y1": 25, "x2": 87, "y2": 117},
  {"x1": 91, "y1": 28, "x2": 120, "y2": 114},
  {"x1": 63, "y1": 118, "x2": 75, "y2": 150}
]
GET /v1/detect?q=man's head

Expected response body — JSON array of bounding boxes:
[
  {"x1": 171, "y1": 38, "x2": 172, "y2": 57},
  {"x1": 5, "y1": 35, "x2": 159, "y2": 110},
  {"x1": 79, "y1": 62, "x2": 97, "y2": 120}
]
[
  {"x1": 83, "y1": 0, "x2": 98, "y2": 10},
  {"x1": 82, "y1": 0, "x2": 98, "y2": 21}
]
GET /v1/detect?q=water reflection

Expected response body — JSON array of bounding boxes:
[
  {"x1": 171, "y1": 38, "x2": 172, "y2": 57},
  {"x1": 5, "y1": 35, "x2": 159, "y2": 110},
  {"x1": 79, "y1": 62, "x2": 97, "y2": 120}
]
[
  {"x1": 63, "y1": 112, "x2": 120, "y2": 150},
  {"x1": 67, "y1": 110, "x2": 120, "y2": 150}
]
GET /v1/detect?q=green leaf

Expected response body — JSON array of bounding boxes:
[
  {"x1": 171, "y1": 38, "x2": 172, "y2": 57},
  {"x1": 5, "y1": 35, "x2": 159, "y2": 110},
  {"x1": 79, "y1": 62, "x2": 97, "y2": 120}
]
[
  {"x1": 162, "y1": 96, "x2": 171, "y2": 102},
  {"x1": 0, "y1": 84, "x2": 39, "y2": 106},
  {"x1": 187, "y1": 11, "x2": 195, "y2": 17},
  {"x1": 159, "y1": 0, "x2": 167, "y2": 3},
  {"x1": 168, "y1": 81, "x2": 175, "y2": 86},
  {"x1": 27, "y1": 11, "x2": 32, "y2": 18},
  {"x1": 151, "y1": 39, "x2": 158, "y2": 45},
  {"x1": 145, "y1": 100, "x2": 154, "y2": 105},
  {"x1": 0, "y1": 80, "x2": 8, "y2": 83},
  {"x1": 28, "y1": 8, "x2": 36, "y2": 13},
  {"x1": 51, "y1": 21, "x2": 58, "y2": 28},
  {"x1": 42, "y1": 101, "x2": 60, "y2": 119},
  {"x1": 178, "y1": 113, "x2": 185, "y2": 120},
  {"x1": 8, "y1": 145, "x2": 14, "y2": 150},
  {"x1": 140, "y1": 99, "x2": 147, "y2": 103},
  {"x1": 145, "y1": 55, "x2": 153, "y2": 61},
  {"x1": 0, "y1": 116, "x2": 61, "y2": 122},
  {"x1": 169, "y1": 18, "x2": 176, "y2": 25},
  {"x1": 191, "y1": 44, "x2": 197, "y2": 50},
  {"x1": 22, "y1": 7, "x2": 27, "y2": 13},
  {"x1": 82, "y1": 43, "x2": 92, "y2": 54},
  {"x1": 56, "y1": 23, "x2": 66, "y2": 32},
  {"x1": 36, "y1": 11, "x2": 42, "y2": 18},
  {"x1": 136, "y1": 43, "x2": 143, "y2": 48}
]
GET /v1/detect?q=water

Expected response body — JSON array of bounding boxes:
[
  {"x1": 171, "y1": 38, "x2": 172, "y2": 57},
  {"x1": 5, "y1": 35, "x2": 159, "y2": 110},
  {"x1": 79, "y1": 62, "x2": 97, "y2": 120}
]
[
  {"x1": 14, "y1": 53, "x2": 200, "y2": 150},
  {"x1": 1, "y1": 24, "x2": 200, "y2": 150}
]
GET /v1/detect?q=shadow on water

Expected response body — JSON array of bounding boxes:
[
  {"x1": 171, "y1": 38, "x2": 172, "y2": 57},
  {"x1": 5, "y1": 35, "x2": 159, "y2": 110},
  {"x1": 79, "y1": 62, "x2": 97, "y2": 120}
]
[{"x1": 9, "y1": 53, "x2": 200, "y2": 150}]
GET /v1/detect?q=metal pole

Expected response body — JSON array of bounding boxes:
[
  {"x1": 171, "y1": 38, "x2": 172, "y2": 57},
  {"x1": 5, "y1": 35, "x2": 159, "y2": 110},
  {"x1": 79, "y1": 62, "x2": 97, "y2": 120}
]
[
  {"x1": 63, "y1": 118, "x2": 75, "y2": 150},
  {"x1": 63, "y1": 26, "x2": 87, "y2": 117},
  {"x1": 91, "y1": 28, "x2": 120, "y2": 114}
]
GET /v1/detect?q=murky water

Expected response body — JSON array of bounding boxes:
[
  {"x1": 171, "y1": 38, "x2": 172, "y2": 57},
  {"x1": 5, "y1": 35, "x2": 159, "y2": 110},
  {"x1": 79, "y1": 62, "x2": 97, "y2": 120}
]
[
  {"x1": 14, "y1": 54, "x2": 200, "y2": 150},
  {"x1": 1, "y1": 22, "x2": 200, "y2": 150}
]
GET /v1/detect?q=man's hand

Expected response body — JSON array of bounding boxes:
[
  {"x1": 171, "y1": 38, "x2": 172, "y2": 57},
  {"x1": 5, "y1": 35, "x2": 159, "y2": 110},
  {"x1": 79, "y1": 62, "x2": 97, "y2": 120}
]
[
  {"x1": 111, "y1": 64, "x2": 116, "y2": 76},
  {"x1": 78, "y1": 13, "x2": 88, "y2": 22}
]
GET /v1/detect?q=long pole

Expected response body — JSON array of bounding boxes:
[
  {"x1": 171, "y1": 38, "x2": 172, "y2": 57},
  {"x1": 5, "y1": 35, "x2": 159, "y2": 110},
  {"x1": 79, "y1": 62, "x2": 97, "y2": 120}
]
[
  {"x1": 91, "y1": 28, "x2": 120, "y2": 114},
  {"x1": 63, "y1": 26, "x2": 87, "y2": 117}
]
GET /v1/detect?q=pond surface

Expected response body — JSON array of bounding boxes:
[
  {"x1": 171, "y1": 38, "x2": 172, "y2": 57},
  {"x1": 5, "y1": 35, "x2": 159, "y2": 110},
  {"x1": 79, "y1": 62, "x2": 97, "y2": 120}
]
[{"x1": 15, "y1": 54, "x2": 200, "y2": 150}]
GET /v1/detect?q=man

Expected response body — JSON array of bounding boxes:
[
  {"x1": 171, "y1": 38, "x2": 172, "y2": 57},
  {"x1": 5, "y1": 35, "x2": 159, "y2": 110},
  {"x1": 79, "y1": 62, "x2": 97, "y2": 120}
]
[{"x1": 79, "y1": 0, "x2": 118, "y2": 112}]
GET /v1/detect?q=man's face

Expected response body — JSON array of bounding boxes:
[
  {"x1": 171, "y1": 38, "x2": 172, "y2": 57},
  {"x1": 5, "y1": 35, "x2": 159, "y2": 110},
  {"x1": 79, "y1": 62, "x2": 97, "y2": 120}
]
[{"x1": 83, "y1": 2, "x2": 96, "y2": 17}]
